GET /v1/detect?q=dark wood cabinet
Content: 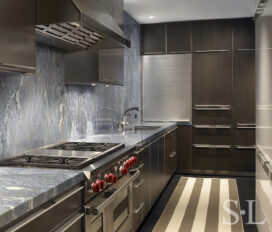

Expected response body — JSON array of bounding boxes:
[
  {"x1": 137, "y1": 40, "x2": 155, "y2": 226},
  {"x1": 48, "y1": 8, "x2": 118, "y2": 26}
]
[
  {"x1": 234, "y1": 51, "x2": 255, "y2": 124},
  {"x1": 141, "y1": 23, "x2": 166, "y2": 55},
  {"x1": 192, "y1": 52, "x2": 232, "y2": 105},
  {"x1": 193, "y1": 146, "x2": 233, "y2": 171},
  {"x1": 177, "y1": 126, "x2": 192, "y2": 172},
  {"x1": 233, "y1": 18, "x2": 255, "y2": 50},
  {"x1": 192, "y1": 20, "x2": 232, "y2": 51},
  {"x1": 234, "y1": 147, "x2": 255, "y2": 172},
  {"x1": 167, "y1": 22, "x2": 192, "y2": 53}
]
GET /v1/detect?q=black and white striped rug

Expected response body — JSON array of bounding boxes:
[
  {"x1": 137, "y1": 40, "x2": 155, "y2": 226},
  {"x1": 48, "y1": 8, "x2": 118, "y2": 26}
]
[{"x1": 153, "y1": 177, "x2": 244, "y2": 232}]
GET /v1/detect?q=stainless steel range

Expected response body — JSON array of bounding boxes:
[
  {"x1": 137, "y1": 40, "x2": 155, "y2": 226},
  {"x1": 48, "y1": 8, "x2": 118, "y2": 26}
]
[{"x1": 0, "y1": 141, "x2": 142, "y2": 232}]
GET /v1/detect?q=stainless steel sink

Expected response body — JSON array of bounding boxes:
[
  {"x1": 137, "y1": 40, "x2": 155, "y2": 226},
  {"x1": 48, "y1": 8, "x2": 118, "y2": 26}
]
[{"x1": 125, "y1": 126, "x2": 161, "y2": 131}]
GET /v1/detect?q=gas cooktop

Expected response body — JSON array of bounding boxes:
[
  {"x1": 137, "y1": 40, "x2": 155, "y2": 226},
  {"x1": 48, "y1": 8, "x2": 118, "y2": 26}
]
[{"x1": 0, "y1": 142, "x2": 125, "y2": 170}]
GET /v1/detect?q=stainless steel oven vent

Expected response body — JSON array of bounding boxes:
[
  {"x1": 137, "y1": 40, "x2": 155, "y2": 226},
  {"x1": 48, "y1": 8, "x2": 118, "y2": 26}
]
[{"x1": 35, "y1": 23, "x2": 104, "y2": 49}]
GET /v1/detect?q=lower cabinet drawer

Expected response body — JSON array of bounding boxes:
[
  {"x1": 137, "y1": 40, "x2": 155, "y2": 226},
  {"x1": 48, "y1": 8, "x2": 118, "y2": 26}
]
[
  {"x1": 193, "y1": 126, "x2": 233, "y2": 145},
  {"x1": 7, "y1": 186, "x2": 83, "y2": 232},
  {"x1": 193, "y1": 109, "x2": 232, "y2": 125},
  {"x1": 132, "y1": 202, "x2": 144, "y2": 232},
  {"x1": 193, "y1": 145, "x2": 233, "y2": 171},
  {"x1": 234, "y1": 128, "x2": 255, "y2": 146},
  {"x1": 234, "y1": 146, "x2": 256, "y2": 172}
]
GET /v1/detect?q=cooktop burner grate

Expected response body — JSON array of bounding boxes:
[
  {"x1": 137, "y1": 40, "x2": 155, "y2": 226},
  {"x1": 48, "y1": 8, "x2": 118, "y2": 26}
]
[
  {"x1": 0, "y1": 155, "x2": 91, "y2": 170},
  {"x1": 48, "y1": 142, "x2": 123, "y2": 152}
]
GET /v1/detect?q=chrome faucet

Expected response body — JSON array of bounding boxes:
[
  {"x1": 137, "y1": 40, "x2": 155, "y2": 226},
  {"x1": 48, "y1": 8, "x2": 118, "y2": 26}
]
[{"x1": 119, "y1": 106, "x2": 140, "y2": 130}]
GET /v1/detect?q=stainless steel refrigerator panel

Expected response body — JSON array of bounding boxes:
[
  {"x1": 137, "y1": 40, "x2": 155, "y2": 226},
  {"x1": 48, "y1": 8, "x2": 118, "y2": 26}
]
[{"x1": 142, "y1": 54, "x2": 192, "y2": 122}]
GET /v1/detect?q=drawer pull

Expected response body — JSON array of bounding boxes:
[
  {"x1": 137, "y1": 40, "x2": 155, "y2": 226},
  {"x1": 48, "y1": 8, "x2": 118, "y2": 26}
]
[
  {"x1": 133, "y1": 179, "x2": 145, "y2": 189},
  {"x1": 167, "y1": 51, "x2": 191, "y2": 54},
  {"x1": 235, "y1": 146, "x2": 256, "y2": 150},
  {"x1": 265, "y1": 163, "x2": 272, "y2": 180},
  {"x1": 193, "y1": 144, "x2": 232, "y2": 149},
  {"x1": 169, "y1": 151, "x2": 177, "y2": 158},
  {"x1": 236, "y1": 123, "x2": 256, "y2": 129},
  {"x1": 194, "y1": 105, "x2": 231, "y2": 111},
  {"x1": 193, "y1": 50, "x2": 230, "y2": 53},
  {"x1": 194, "y1": 125, "x2": 231, "y2": 129},
  {"x1": 134, "y1": 202, "x2": 144, "y2": 215}
]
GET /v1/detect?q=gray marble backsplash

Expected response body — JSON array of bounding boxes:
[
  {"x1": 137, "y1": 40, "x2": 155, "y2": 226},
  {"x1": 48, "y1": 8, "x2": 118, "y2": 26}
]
[{"x1": 0, "y1": 13, "x2": 141, "y2": 158}]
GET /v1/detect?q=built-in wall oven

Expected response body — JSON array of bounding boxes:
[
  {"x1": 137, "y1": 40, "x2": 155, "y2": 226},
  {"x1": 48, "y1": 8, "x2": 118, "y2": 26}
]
[{"x1": 85, "y1": 170, "x2": 140, "y2": 232}]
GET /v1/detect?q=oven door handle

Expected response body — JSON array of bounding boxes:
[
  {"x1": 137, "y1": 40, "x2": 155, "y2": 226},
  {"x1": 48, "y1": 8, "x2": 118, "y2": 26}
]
[{"x1": 85, "y1": 170, "x2": 141, "y2": 216}]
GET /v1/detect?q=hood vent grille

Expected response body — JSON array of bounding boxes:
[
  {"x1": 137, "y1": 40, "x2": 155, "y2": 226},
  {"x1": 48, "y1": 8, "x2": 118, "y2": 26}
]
[{"x1": 36, "y1": 23, "x2": 104, "y2": 49}]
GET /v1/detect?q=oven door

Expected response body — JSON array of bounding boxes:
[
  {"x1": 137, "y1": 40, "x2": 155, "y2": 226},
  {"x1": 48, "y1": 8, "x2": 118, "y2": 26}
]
[{"x1": 85, "y1": 171, "x2": 140, "y2": 232}]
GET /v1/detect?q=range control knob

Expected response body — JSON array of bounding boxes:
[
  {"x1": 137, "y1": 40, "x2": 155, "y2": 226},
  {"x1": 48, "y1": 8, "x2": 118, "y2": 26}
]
[
  {"x1": 124, "y1": 161, "x2": 131, "y2": 169},
  {"x1": 97, "y1": 180, "x2": 105, "y2": 190},
  {"x1": 92, "y1": 182, "x2": 100, "y2": 193},
  {"x1": 112, "y1": 175, "x2": 118, "y2": 183},
  {"x1": 105, "y1": 174, "x2": 113, "y2": 183},
  {"x1": 132, "y1": 156, "x2": 138, "y2": 165},
  {"x1": 119, "y1": 166, "x2": 128, "y2": 175}
]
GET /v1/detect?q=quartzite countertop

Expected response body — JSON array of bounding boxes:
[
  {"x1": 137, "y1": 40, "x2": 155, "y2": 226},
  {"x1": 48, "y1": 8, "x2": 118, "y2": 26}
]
[
  {"x1": 0, "y1": 167, "x2": 84, "y2": 228},
  {"x1": 0, "y1": 122, "x2": 182, "y2": 229}
]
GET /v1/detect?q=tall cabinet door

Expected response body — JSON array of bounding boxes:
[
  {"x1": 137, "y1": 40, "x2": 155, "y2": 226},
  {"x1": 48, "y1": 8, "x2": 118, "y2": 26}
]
[
  {"x1": 192, "y1": 52, "x2": 232, "y2": 106},
  {"x1": 233, "y1": 51, "x2": 256, "y2": 172}
]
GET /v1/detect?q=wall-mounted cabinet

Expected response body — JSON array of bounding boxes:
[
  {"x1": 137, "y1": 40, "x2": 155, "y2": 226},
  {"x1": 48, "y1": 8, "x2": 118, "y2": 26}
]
[
  {"x1": 0, "y1": 0, "x2": 35, "y2": 73},
  {"x1": 233, "y1": 18, "x2": 255, "y2": 50},
  {"x1": 167, "y1": 22, "x2": 192, "y2": 54},
  {"x1": 192, "y1": 20, "x2": 232, "y2": 51},
  {"x1": 141, "y1": 24, "x2": 166, "y2": 55}
]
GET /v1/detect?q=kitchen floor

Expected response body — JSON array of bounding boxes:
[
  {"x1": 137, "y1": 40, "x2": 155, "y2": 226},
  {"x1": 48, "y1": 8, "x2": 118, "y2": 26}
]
[{"x1": 138, "y1": 174, "x2": 258, "y2": 232}]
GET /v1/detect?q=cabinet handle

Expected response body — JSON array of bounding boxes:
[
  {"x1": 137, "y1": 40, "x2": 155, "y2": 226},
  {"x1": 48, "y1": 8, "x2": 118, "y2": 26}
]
[
  {"x1": 169, "y1": 151, "x2": 176, "y2": 158},
  {"x1": 193, "y1": 144, "x2": 232, "y2": 149},
  {"x1": 193, "y1": 50, "x2": 230, "y2": 53},
  {"x1": 167, "y1": 51, "x2": 191, "y2": 54},
  {"x1": 236, "y1": 123, "x2": 256, "y2": 129},
  {"x1": 235, "y1": 49, "x2": 256, "y2": 52},
  {"x1": 193, "y1": 125, "x2": 231, "y2": 129},
  {"x1": 235, "y1": 146, "x2": 256, "y2": 150},
  {"x1": 194, "y1": 105, "x2": 231, "y2": 111},
  {"x1": 133, "y1": 179, "x2": 145, "y2": 188},
  {"x1": 265, "y1": 163, "x2": 272, "y2": 180},
  {"x1": 134, "y1": 202, "x2": 145, "y2": 215},
  {"x1": 143, "y1": 52, "x2": 165, "y2": 55}
]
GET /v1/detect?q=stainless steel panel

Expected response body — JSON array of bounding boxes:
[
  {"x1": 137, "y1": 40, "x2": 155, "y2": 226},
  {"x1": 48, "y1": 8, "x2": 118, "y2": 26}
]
[
  {"x1": 0, "y1": 0, "x2": 35, "y2": 73},
  {"x1": 143, "y1": 54, "x2": 192, "y2": 122}
]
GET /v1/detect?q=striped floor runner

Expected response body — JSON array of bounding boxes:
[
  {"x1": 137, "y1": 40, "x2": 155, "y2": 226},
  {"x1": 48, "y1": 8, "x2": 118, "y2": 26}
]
[{"x1": 153, "y1": 177, "x2": 244, "y2": 232}]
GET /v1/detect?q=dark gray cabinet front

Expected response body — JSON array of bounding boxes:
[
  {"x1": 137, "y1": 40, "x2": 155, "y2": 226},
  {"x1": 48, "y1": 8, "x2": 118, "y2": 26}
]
[
  {"x1": 192, "y1": 52, "x2": 232, "y2": 106},
  {"x1": 141, "y1": 24, "x2": 166, "y2": 55},
  {"x1": 233, "y1": 18, "x2": 255, "y2": 50},
  {"x1": 167, "y1": 22, "x2": 192, "y2": 54},
  {"x1": 192, "y1": 20, "x2": 232, "y2": 51}
]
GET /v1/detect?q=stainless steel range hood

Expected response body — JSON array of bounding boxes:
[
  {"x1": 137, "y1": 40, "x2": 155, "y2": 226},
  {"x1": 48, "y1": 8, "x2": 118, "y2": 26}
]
[{"x1": 35, "y1": 0, "x2": 131, "y2": 51}]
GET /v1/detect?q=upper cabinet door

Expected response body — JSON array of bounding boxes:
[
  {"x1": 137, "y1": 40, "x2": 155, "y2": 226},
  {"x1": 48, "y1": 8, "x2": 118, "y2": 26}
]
[
  {"x1": 192, "y1": 20, "x2": 232, "y2": 51},
  {"x1": 192, "y1": 52, "x2": 232, "y2": 105},
  {"x1": 233, "y1": 18, "x2": 255, "y2": 50},
  {"x1": 167, "y1": 22, "x2": 192, "y2": 54},
  {"x1": 141, "y1": 24, "x2": 166, "y2": 55}
]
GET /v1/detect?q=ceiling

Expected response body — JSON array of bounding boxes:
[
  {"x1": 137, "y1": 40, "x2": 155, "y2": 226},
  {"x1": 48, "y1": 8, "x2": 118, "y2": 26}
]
[{"x1": 124, "y1": 0, "x2": 256, "y2": 24}]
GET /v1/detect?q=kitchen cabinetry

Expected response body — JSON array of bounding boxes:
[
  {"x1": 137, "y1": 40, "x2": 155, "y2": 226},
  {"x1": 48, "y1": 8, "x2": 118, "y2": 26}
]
[
  {"x1": 233, "y1": 18, "x2": 255, "y2": 50},
  {"x1": 233, "y1": 51, "x2": 256, "y2": 172},
  {"x1": 177, "y1": 125, "x2": 192, "y2": 172},
  {"x1": 192, "y1": 52, "x2": 232, "y2": 106},
  {"x1": 192, "y1": 20, "x2": 232, "y2": 51},
  {"x1": 165, "y1": 129, "x2": 177, "y2": 180},
  {"x1": 141, "y1": 24, "x2": 166, "y2": 55},
  {"x1": 5, "y1": 185, "x2": 84, "y2": 232},
  {"x1": 167, "y1": 22, "x2": 192, "y2": 53}
]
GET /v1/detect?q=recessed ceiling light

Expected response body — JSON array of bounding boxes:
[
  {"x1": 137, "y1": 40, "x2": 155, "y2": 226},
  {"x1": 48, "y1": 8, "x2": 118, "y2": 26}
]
[{"x1": 148, "y1": 16, "x2": 155, "y2": 19}]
